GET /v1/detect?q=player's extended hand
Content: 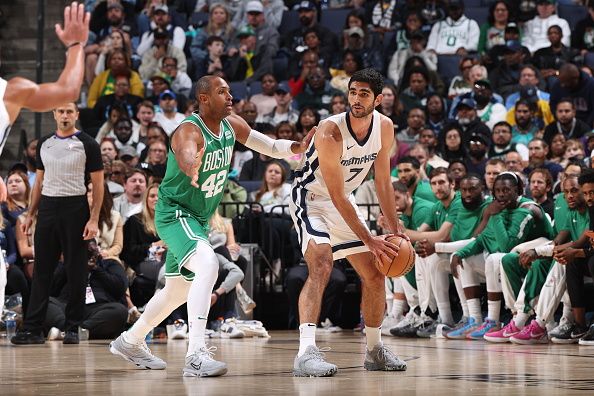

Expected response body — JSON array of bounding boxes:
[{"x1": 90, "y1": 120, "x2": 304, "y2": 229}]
[
  {"x1": 293, "y1": 126, "x2": 317, "y2": 154},
  {"x1": 190, "y1": 146, "x2": 206, "y2": 188},
  {"x1": 554, "y1": 247, "x2": 580, "y2": 265},
  {"x1": 56, "y1": 2, "x2": 90, "y2": 47},
  {"x1": 450, "y1": 254, "x2": 463, "y2": 279},
  {"x1": 367, "y1": 235, "x2": 400, "y2": 268}
]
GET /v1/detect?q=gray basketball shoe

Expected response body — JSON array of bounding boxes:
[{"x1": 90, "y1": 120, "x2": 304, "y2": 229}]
[
  {"x1": 183, "y1": 346, "x2": 228, "y2": 377},
  {"x1": 364, "y1": 342, "x2": 407, "y2": 371},
  {"x1": 293, "y1": 345, "x2": 338, "y2": 377},
  {"x1": 109, "y1": 333, "x2": 167, "y2": 370}
]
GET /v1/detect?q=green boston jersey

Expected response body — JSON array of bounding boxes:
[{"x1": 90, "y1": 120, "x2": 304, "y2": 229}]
[
  {"x1": 424, "y1": 192, "x2": 462, "y2": 231},
  {"x1": 156, "y1": 113, "x2": 235, "y2": 224},
  {"x1": 401, "y1": 197, "x2": 433, "y2": 230},
  {"x1": 560, "y1": 207, "x2": 590, "y2": 241},
  {"x1": 450, "y1": 198, "x2": 491, "y2": 242},
  {"x1": 553, "y1": 194, "x2": 569, "y2": 234},
  {"x1": 413, "y1": 180, "x2": 437, "y2": 203}
]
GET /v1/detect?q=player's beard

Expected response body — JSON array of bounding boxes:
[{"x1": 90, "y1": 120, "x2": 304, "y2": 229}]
[
  {"x1": 350, "y1": 103, "x2": 374, "y2": 118},
  {"x1": 462, "y1": 195, "x2": 482, "y2": 210}
]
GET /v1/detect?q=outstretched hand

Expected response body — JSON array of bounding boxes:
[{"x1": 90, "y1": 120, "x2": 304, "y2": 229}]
[
  {"x1": 55, "y1": 2, "x2": 90, "y2": 47},
  {"x1": 190, "y1": 146, "x2": 206, "y2": 188}
]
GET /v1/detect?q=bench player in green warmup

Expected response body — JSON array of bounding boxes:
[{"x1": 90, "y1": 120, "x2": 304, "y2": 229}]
[{"x1": 110, "y1": 76, "x2": 313, "y2": 377}]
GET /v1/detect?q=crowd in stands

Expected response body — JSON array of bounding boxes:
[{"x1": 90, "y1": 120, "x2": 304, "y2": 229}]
[{"x1": 4, "y1": 0, "x2": 594, "y2": 342}]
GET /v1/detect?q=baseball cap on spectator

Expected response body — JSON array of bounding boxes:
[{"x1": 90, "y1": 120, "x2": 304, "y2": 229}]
[
  {"x1": 150, "y1": 71, "x2": 172, "y2": 86},
  {"x1": 458, "y1": 98, "x2": 477, "y2": 110},
  {"x1": 468, "y1": 133, "x2": 489, "y2": 146},
  {"x1": 154, "y1": 28, "x2": 169, "y2": 39},
  {"x1": 237, "y1": 25, "x2": 256, "y2": 38},
  {"x1": 296, "y1": 1, "x2": 316, "y2": 11},
  {"x1": 345, "y1": 27, "x2": 364, "y2": 38},
  {"x1": 275, "y1": 82, "x2": 290, "y2": 94},
  {"x1": 475, "y1": 79, "x2": 492, "y2": 90},
  {"x1": 246, "y1": 1, "x2": 264, "y2": 13},
  {"x1": 520, "y1": 85, "x2": 539, "y2": 104},
  {"x1": 108, "y1": 2, "x2": 124, "y2": 11},
  {"x1": 505, "y1": 22, "x2": 520, "y2": 34},
  {"x1": 119, "y1": 146, "x2": 139, "y2": 160},
  {"x1": 504, "y1": 40, "x2": 523, "y2": 52},
  {"x1": 159, "y1": 89, "x2": 177, "y2": 100},
  {"x1": 153, "y1": 4, "x2": 169, "y2": 13}
]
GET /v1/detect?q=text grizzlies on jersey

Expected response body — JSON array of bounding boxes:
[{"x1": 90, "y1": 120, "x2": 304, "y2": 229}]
[
  {"x1": 340, "y1": 153, "x2": 378, "y2": 167},
  {"x1": 202, "y1": 146, "x2": 233, "y2": 173}
]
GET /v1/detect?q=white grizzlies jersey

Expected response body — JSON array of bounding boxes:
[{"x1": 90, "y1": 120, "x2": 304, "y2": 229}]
[
  {"x1": 0, "y1": 78, "x2": 11, "y2": 156},
  {"x1": 293, "y1": 110, "x2": 382, "y2": 198}
]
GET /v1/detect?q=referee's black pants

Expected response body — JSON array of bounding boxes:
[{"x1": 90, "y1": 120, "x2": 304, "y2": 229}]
[
  {"x1": 566, "y1": 256, "x2": 594, "y2": 309},
  {"x1": 24, "y1": 196, "x2": 89, "y2": 334}
]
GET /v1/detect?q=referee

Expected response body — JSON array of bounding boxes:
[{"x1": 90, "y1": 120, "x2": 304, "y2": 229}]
[{"x1": 11, "y1": 102, "x2": 104, "y2": 345}]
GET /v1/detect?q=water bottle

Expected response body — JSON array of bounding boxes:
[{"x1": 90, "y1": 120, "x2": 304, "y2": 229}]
[
  {"x1": 6, "y1": 319, "x2": 16, "y2": 340},
  {"x1": 78, "y1": 327, "x2": 89, "y2": 341}
]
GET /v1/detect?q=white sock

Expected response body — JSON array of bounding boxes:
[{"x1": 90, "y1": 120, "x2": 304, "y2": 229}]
[
  {"x1": 124, "y1": 277, "x2": 191, "y2": 344},
  {"x1": 461, "y1": 301, "x2": 469, "y2": 318},
  {"x1": 365, "y1": 326, "x2": 381, "y2": 350},
  {"x1": 513, "y1": 312, "x2": 529, "y2": 329},
  {"x1": 185, "y1": 243, "x2": 220, "y2": 357},
  {"x1": 562, "y1": 305, "x2": 574, "y2": 323},
  {"x1": 298, "y1": 323, "x2": 317, "y2": 357},
  {"x1": 391, "y1": 299, "x2": 406, "y2": 318},
  {"x1": 125, "y1": 317, "x2": 152, "y2": 344},
  {"x1": 437, "y1": 302, "x2": 454, "y2": 326},
  {"x1": 468, "y1": 298, "x2": 482, "y2": 323},
  {"x1": 487, "y1": 300, "x2": 501, "y2": 323},
  {"x1": 535, "y1": 318, "x2": 546, "y2": 329}
]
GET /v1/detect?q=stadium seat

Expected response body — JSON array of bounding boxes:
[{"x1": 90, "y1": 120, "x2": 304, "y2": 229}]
[
  {"x1": 465, "y1": 0, "x2": 483, "y2": 7},
  {"x1": 558, "y1": 4, "x2": 587, "y2": 28},
  {"x1": 238, "y1": 180, "x2": 262, "y2": 193},
  {"x1": 278, "y1": 10, "x2": 301, "y2": 37},
  {"x1": 229, "y1": 81, "x2": 248, "y2": 101},
  {"x1": 466, "y1": 7, "x2": 489, "y2": 25},
  {"x1": 320, "y1": 8, "x2": 352, "y2": 35},
  {"x1": 437, "y1": 54, "x2": 462, "y2": 86},
  {"x1": 190, "y1": 11, "x2": 209, "y2": 28},
  {"x1": 273, "y1": 55, "x2": 290, "y2": 81},
  {"x1": 248, "y1": 81, "x2": 263, "y2": 96}
]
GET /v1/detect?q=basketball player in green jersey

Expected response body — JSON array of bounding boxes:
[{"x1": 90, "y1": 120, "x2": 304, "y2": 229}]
[{"x1": 110, "y1": 76, "x2": 313, "y2": 377}]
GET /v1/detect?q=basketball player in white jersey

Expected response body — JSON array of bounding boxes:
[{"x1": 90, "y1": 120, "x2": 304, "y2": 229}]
[
  {"x1": 0, "y1": 2, "x2": 88, "y2": 155},
  {"x1": 290, "y1": 68, "x2": 407, "y2": 377}
]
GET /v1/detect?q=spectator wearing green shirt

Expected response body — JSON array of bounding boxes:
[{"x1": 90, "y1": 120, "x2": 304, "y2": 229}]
[{"x1": 395, "y1": 156, "x2": 437, "y2": 203}]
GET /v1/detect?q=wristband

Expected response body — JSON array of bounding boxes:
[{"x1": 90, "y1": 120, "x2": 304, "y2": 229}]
[
  {"x1": 66, "y1": 41, "x2": 82, "y2": 50},
  {"x1": 213, "y1": 290, "x2": 222, "y2": 298},
  {"x1": 534, "y1": 244, "x2": 554, "y2": 257}
]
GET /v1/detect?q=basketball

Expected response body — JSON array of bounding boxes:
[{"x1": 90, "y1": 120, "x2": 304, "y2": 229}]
[{"x1": 375, "y1": 236, "x2": 415, "y2": 277}]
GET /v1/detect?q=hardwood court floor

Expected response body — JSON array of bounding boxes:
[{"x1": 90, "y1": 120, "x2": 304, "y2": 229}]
[{"x1": 1, "y1": 330, "x2": 594, "y2": 395}]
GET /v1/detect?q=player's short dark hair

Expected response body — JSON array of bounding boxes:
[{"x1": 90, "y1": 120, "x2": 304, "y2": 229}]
[
  {"x1": 348, "y1": 68, "x2": 384, "y2": 97},
  {"x1": 529, "y1": 168, "x2": 553, "y2": 187},
  {"x1": 429, "y1": 167, "x2": 453, "y2": 183},
  {"x1": 494, "y1": 171, "x2": 524, "y2": 195},
  {"x1": 578, "y1": 169, "x2": 594, "y2": 186},
  {"x1": 397, "y1": 156, "x2": 420, "y2": 169},
  {"x1": 492, "y1": 121, "x2": 512, "y2": 133},
  {"x1": 392, "y1": 180, "x2": 408, "y2": 194},
  {"x1": 196, "y1": 75, "x2": 218, "y2": 95},
  {"x1": 460, "y1": 173, "x2": 484, "y2": 186}
]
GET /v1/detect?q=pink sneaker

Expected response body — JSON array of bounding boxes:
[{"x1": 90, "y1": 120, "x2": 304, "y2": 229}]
[
  {"x1": 484, "y1": 320, "x2": 521, "y2": 343},
  {"x1": 510, "y1": 320, "x2": 548, "y2": 345}
]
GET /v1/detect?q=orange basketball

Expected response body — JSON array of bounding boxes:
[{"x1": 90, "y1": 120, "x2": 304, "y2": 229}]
[{"x1": 375, "y1": 236, "x2": 415, "y2": 277}]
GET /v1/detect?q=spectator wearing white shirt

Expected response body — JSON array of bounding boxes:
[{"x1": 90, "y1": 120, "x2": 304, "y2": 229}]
[
  {"x1": 160, "y1": 57, "x2": 192, "y2": 98},
  {"x1": 153, "y1": 90, "x2": 185, "y2": 136},
  {"x1": 136, "y1": 5, "x2": 186, "y2": 57},
  {"x1": 113, "y1": 170, "x2": 147, "y2": 222},
  {"x1": 427, "y1": 0, "x2": 480, "y2": 55},
  {"x1": 521, "y1": 0, "x2": 570, "y2": 53}
]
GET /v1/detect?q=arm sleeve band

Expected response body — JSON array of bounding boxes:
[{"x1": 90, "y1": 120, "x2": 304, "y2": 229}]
[
  {"x1": 244, "y1": 129, "x2": 295, "y2": 159},
  {"x1": 534, "y1": 244, "x2": 554, "y2": 257}
]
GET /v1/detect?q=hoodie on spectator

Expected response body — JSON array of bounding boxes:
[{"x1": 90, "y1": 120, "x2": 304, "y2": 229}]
[
  {"x1": 521, "y1": 14, "x2": 571, "y2": 53},
  {"x1": 427, "y1": 16, "x2": 480, "y2": 55}
]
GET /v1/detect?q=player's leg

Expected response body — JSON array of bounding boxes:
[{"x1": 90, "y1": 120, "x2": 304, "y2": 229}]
[
  {"x1": 390, "y1": 266, "x2": 423, "y2": 337},
  {"x1": 290, "y1": 195, "x2": 338, "y2": 377},
  {"x1": 473, "y1": 253, "x2": 505, "y2": 337},
  {"x1": 425, "y1": 253, "x2": 455, "y2": 334},
  {"x1": 182, "y1": 240, "x2": 228, "y2": 377},
  {"x1": 447, "y1": 254, "x2": 485, "y2": 339},
  {"x1": 347, "y1": 251, "x2": 407, "y2": 371}
]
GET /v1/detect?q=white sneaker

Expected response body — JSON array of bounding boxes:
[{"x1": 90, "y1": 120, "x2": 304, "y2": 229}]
[
  {"x1": 227, "y1": 318, "x2": 270, "y2": 337},
  {"x1": 220, "y1": 322, "x2": 245, "y2": 339},
  {"x1": 167, "y1": 320, "x2": 188, "y2": 340},
  {"x1": 381, "y1": 315, "x2": 402, "y2": 336},
  {"x1": 47, "y1": 327, "x2": 64, "y2": 341},
  {"x1": 320, "y1": 318, "x2": 342, "y2": 333}
]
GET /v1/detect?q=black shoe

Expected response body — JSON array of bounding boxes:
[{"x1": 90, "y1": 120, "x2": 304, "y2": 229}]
[
  {"x1": 10, "y1": 330, "x2": 45, "y2": 345},
  {"x1": 570, "y1": 324, "x2": 588, "y2": 340},
  {"x1": 63, "y1": 330, "x2": 79, "y2": 344},
  {"x1": 579, "y1": 325, "x2": 594, "y2": 345}
]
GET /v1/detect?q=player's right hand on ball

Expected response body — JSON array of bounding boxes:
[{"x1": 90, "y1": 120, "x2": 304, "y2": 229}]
[
  {"x1": 367, "y1": 235, "x2": 400, "y2": 266},
  {"x1": 190, "y1": 146, "x2": 206, "y2": 188}
]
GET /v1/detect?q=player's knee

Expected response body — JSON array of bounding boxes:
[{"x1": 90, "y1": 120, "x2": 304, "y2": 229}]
[
  {"x1": 309, "y1": 259, "x2": 333, "y2": 283},
  {"x1": 362, "y1": 268, "x2": 385, "y2": 287}
]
